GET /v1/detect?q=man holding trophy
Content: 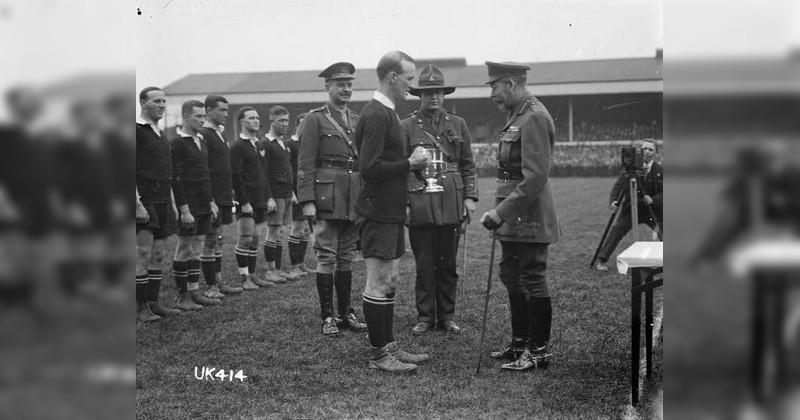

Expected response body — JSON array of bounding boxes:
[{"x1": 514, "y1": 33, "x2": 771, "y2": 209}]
[{"x1": 401, "y1": 64, "x2": 478, "y2": 335}]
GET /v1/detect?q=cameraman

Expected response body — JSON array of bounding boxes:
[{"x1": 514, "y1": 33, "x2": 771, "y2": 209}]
[{"x1": 595, "y1": 139, "x2": 663, "y2": 271}]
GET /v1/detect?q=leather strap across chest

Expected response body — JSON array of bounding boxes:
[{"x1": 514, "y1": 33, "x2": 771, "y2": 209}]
[{"x1": 323, "y1": 110, "x2": 358, "y2": 157}]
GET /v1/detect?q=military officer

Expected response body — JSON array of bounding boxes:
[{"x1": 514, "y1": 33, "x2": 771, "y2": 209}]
[
  {"x1": 402, "y1": 64, "x2": 478, "y2": 335},
  {"x1": 479, "y1": 62, "x2": 560, "y2": 371},
  {"x1": 297, "y1": 62, "x2": 367, "y2": 336}
]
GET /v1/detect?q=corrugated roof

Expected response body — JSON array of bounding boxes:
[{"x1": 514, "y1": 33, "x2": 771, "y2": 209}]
[{"x1": 164, "y1": 56, "x2": 662, "y2": 95}]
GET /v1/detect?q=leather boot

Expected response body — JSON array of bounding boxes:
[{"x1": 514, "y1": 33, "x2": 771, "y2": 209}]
[
  {"x1": 190, "y1": 289, "x2": 221, "y2": 306},
  {"x1": 137, "y1": 302, "x2": 161, "y2": 322},
  {"x1": 529, "y1": 297, "x2": 552, "y2": 349},
  {"x1": 368, "y1": 344, "x2": 418, "y2": 374},
  {"x1": 316, "y1": 273, "x2": 334, "y2": 320}
]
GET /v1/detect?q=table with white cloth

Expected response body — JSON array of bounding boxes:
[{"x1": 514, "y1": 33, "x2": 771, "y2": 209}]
[
  {"x1": 617, "y1": 241, "x2": 663, "y2": 406},
  {"x1": 726, "y1": 237, "x2": 800, "y2": 403}
]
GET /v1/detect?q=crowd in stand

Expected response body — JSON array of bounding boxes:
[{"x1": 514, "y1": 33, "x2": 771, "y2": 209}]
[{"x1": 571, "y1": 120, "x2": 661, "y2": 142}]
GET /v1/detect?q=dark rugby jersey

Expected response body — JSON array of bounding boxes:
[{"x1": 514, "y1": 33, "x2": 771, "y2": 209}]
[
  {"x1": 136, "y1": 120, "x2": 172, "y2": 203},
  {"x1": 258, "y1": 135, "x2": 294, "y2": 199},
  {"x1": 200, "y1": 123, "x2": 234, "y2": 206}
]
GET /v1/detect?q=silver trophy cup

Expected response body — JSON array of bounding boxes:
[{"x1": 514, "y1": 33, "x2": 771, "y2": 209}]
[{"x1": 423, "y1": 149, "x2": 445, "y2": 193}]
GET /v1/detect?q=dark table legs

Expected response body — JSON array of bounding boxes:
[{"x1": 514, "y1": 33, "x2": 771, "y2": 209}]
[{"x1": 631, "y1": 267, "x2": 663, "y2": 406}]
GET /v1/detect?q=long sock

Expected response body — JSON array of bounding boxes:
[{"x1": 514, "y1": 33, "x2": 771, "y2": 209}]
[
  {"x1": 385, "y1": 292, "x2": 395, "y2": 343},
  {"x1": 201, "y1": 256, "x2": 216, "y2": 285},
  {"x1": 299, "y1": 239, "x2": 309, "y2": 265},
  {"x1": 136, "y1": 274, "x2": 148, "y2": 304},
  {"x1": 214, "y1": 252, "x2": 222, "y2": 275},
  {"x1": 147, "y1": 269, "x2": 162, "y2": 302},
  {"x1": 315, "y1": 273, "x2": 334, "y2": 319},
  {"x1": 247, "y1": 247, "x2": 257, "y2": 274},
  {"x1": 363, "y1": 294, "x2": 392, "y2": 349},
  {"x1": 172, "y1": 261, "x2": 188, "y2": 293},
  {"x1": 235, "y1": 246, "x2": 249, "y2": 271},
  {"x1": 263, "y1": 240, "x2": 276, "y2": 267},
  {"x1": 288, "y1": 236, "x2": 301, "y2": 265},
  {"x1": 187, "y1": 260, "x2": 201, "y2": 291},
  {"x1": 335, "y1": 271, "x2": 353, "y2": 316},
  {"x1": 274, "y1": 245, "x2": 283, "y2": 270}
]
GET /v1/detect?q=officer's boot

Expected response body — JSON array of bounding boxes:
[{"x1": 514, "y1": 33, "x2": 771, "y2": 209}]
[
  {"x1": 491, "y1": 293, "x2": 529, "y2": 360},
  {"x1": 527, "y1": 297, "x2": 553, "y2": 368},
  {"x1": 316, "y1": 273, "x2": 338, "y2": 335},
  {"x1": 334, "y1": 271, "x2": 366, "y2": 331}
]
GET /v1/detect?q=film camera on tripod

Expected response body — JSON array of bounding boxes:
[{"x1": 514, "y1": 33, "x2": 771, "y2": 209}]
[{"x1": 590, "y1": 141, "x2": 664, "y2": 269}]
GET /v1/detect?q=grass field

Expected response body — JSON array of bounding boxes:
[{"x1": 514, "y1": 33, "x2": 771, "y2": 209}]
[{"x1": 136, "y1": 177, "x2": 663, "y2": 419}]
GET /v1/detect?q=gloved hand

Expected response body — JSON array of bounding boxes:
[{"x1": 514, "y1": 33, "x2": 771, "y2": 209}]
[{"x1": 479, "y1": 209, "x2": 503, "y2": 230}]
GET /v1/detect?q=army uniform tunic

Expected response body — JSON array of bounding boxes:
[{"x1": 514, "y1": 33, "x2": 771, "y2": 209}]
[
  {"x1": 297, "y1": 103, "x2": 360, "y2": 274},
  {"x1": 401, "y1": 109, "x2": 477, "y2": 325},
  {"x1": 494, "y1": 95, "x2": 560, "y2": 350}
]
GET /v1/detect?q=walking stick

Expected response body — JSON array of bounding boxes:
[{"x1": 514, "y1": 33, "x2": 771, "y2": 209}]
[
  {"x1": 462, "y1": 212, "x2": 470, "y2": 277},
  {"x1": 476, "y1": 230, "x2": 498, "y2": 375}
]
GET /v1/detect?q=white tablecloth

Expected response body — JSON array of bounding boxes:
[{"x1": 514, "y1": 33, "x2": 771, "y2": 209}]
[
  {"x1": 616, "y1": 241, "x2": 663, "y2": 274},
  {"x1": 727, "y1": 237, "x2": 800, "y2": 278}
]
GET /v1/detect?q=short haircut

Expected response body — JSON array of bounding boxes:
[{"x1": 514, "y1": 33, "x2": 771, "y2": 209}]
[
  {"x1": 237, "y1": 106, "x2": 257, "y2": 122},
  {"x1": 139, "y1": 86, "x2": 163, "y2": 103},
  {"x1": 640, "y1": 139, "x2": 656, "y2": 149},
  {"x1": 376, "y1": 50, "x2": 415, "y2": 80},
  {"x1": 269, "y1": 105, "x2": 289, "y2": 120},
  {"x1": 509, "y1": 75, "x2": 527, "y2": 87},
  {"x1": 181, "y1": 99, "x2": 204, "y2": 116},
  {"x1": 204, "y1": 94, "x2": 228, "y2": 110}
]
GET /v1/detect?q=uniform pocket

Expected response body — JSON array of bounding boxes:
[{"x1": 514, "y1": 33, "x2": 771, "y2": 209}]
[
  {"x1": 499, "y1": 131, "x2": 521, "y2": 163},
  {"x1": 314, "y1": 180, "x2": 335, "y2": 212},
  {"x1": 314, "y1": 171, "x2": 336, "y2": 212}
]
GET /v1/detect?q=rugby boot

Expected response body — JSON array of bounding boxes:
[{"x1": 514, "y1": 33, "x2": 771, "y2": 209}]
[
  {"x1": 190, "y1": 289, "x2": 221, "y2": 306},
  {"x1": 490, "y1": 337, "x2": 527, "y2": 360},
  {"x1": 148, "y1": 301, "x2": 180, "y2": 317},
  {"x1": 175, "y1": 292, "x2": 202, "y2": 311},
  {"x1": 322, "y1": 316, "x2": 340, "y2": 336},
  {"x1": 263, "y1": 270, "x2": 285, "y2": 284},
  {"x1": 368, "y1": 346, "x2": 418, "y2": 374},
  {"x1": 287, "y1": 266, "x2": 306, "y2": 279},
  {"x1": 137, "y1": 302, "x2": 161, "y2": 322},
  {"x1": 277, "y1": 269, "x2": 299, "y2": 281},
  {"x1": 386, "y1": 341, "x2": 430, "y2": 364},
  {"x1": 218, "y1": 282, "x2": 243, "y2": 294},
  {"x1": 241, "y1": 274, "x2": 260, "y2": 291},
  {"x1": 203, "y1": 285, "x2": 225, "y2": 299},
  {"x1": 337, "y1": 312, "x2": 367, "y2": 332},
  {"x1": 251, "y1": 274, "x2": 276, "y2": 287}
]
